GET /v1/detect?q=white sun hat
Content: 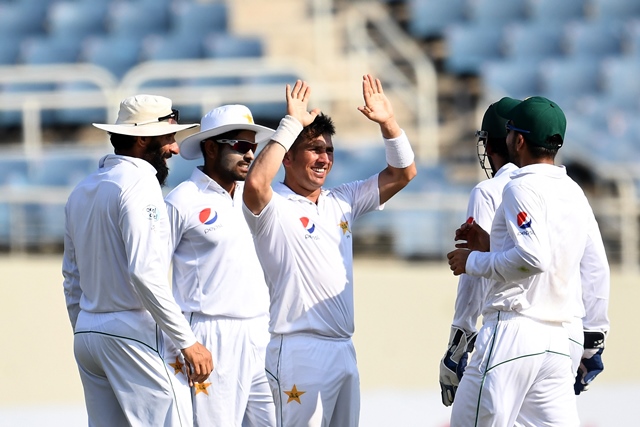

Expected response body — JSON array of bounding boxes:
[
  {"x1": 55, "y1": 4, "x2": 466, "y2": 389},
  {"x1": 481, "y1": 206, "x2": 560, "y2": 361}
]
[
  {"x1": 179, "y1": 104, "x2": 275, "y2": 160},
  {"x1": 92, "y1": 94, "x2": 198, "y2": 136}
]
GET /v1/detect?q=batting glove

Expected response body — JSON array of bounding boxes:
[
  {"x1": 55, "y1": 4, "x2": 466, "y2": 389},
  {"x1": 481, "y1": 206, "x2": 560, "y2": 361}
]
[
  {"x1": 439, "y1": 326, "x2": 476, "y2": 406},
  {"x1": 574, "y1": 331, "x2": 606, "y2": 395}
]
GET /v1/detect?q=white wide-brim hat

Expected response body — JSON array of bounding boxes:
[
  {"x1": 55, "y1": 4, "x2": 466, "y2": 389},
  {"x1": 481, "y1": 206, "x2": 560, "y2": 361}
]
[
  {"x1": 93, "y1": 94, "x2": 198, "y2": 137},
  {"x1": 179, "y1": 104, "x2": 275, "y2": 160}
]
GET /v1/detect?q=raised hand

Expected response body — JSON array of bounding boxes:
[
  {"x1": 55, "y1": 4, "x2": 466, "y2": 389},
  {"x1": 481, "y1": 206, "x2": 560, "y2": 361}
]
[{"x1": 286, "y1": 80, "x2": 320, "y2": 128}]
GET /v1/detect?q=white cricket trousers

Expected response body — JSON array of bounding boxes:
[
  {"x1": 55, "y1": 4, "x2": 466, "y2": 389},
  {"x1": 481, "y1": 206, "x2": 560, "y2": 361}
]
[
  {"x1": 450, "y1": 311, "x2": 580, "y2": 427},
  {"x1": 73, "y1": 309, "x2": 193, "y2": 427},
  {"x1": 265, "y1": 334, "x2": 360, "y2": 427},
  {"x1": 180, "y1": 313, "x2": 275, "y2": 427}
]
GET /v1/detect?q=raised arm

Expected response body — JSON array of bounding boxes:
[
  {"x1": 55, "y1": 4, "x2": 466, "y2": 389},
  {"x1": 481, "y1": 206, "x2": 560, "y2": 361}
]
[
  {"x1": 357, "y1": 74, "x2": 417, "y2": 204},
  {"x1": 243, "y1": 80, "x2": 320, "y2": 214}
]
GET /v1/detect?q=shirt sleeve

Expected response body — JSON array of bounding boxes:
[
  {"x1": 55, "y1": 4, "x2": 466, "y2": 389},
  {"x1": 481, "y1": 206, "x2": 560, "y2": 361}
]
[
  {"x1": 467, "y1": 186, "x2": 494, "y2": 231},
  {"x1": 580, "y1": 214, "x2": 611, "y2": 332},
  {"x1": 62, "y1": 204, "x2": 82, "y2": 330},
  {"x1": 466, "y1": 182, "x2": 550, "y2": 282},
  {"x1": 120, "y1": 177, "x2": 197, "y2": 350}
]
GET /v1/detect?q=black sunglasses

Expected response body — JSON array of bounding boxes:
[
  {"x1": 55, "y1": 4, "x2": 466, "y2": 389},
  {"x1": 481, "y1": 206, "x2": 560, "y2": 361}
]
[
  {"x1": 216, "y1": 139, "x2": 258, "y2": 154},
  {"x1": 133, "y1": 109, "x2": 180, "y2": 126}
]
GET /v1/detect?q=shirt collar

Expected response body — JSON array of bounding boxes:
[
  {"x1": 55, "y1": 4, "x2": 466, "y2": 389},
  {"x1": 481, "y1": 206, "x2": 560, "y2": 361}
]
[
  {"x1": 494, "y1": 162, "x2": 518, "y2": 178},
  {"x1": 99, "y1": 154, "x2": 158, "y2": 176},
  {"x1": 273, "y1": 181, "x2": 331, "y2": 204},
  {"x1": 510, "y1": 163, "x2": 567, "y2": 179},
  {"x1": 191, "y1": 166, "x2": 242, "y2": 196}
]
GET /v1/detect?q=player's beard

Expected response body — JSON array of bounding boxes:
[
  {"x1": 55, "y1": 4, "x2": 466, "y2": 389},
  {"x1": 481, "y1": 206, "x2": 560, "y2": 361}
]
[{"x1": 143, "y1": 138, "x2": 170, "y2": 186}]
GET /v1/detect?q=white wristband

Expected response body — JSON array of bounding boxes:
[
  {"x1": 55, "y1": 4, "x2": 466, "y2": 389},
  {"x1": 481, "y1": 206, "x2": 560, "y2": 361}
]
[
  {"x1": 384, "y1": 130, "x2": 414, "y2": 168},
  {"x1": 271, "y1": 115, "x2": 303, "y2": 151}
]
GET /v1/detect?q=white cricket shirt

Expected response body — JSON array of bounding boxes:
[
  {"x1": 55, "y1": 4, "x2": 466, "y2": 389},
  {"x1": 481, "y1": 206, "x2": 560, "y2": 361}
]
[
  {"x1": 452, "y1": 163, "x2": 517, "y2": 333},
  {"x1": 62, "y1": 154, "x2": 197, "y2": 349},
  {"x1": 466, "y1": 163, "x2": 594, "y2": 323},
  {"x1": 243, "y1": 176, "x2": 382, "y2": 338},
  {"x1": 165, "y1": 167, "x2": 269, "y2": 318}
]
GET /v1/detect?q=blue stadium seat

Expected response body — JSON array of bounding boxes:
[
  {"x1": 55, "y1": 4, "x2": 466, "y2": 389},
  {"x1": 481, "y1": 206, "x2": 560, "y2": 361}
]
[
  {"x1": 527, "y1": 0, "x2": 585, "y2": 22},
  {"x1": 170, "y1": 1, "x2": 228, "y2": 35},
  {"x1": 29, "y1": 155, "x2": 97, "y2": 187},
  {"x1": 0, "y1": 158, "x2": 30, "y2": 186},
  {"x1": 444, "y1": 24, "x2": 504, "y2": 75},
  {"x1": 503, "y1": 22, "x2": 564, "y2": 61},
  {"x1": 539, "y1": 57, "x2": 601, "y2": 108},
  {"x1": 241, "y1": 74, "x2": 301, "y2": 122},
  {"x1": 563, "y1": 21, "x2": 623, "y2": 58},
  {"x1": 0, "y1": 1, "x2": 47, "y2": 37},
  {"x1": 624, "y1": 20, "x2": 640, "y2": 57},
  {"x1": 590, "y1": 0, "x2": 640, "y2": 21},
  {"x1": 165, "y1": 156, "x2": 203, "y2": 189},
  {"x1": 80, "y1": 34, "x2": 142, "y2": 79},
  {"x1": 46, "y1": 0, "x2": 108, "y2": 39},
  {"x1": 107, "y1": 1, "x2": 169, "y2": 38},
  {"x1": 480, "y1": 59, "x2": 540, "y2": 100},
  {"x1": 52, "y1": 81, "x2": 108, "y2": 126},
  {"x1": 601, "y1": 57, "x2": 640, "y2": 109},
  {"x1": 0, "y1": 82, "x2": 57, "y2": 127},
  {"x1": 0, "y1": 35, "x2": 22, "y2": 65},
  {"x1": 407, "y1": 0, "x2": 466, "y2": 39},
  {"x1": 203, "y1": 33, "x2": 264, "y2": 59},
  {"x1": 18, "y1": 35, "x2": 82, "y2": 65},
  {"x1": 467, "y1": 0, "x2": 527, "y2": 24},
  {"x1": 140, "y1": 33, "x2": 203, "y2": 61}
]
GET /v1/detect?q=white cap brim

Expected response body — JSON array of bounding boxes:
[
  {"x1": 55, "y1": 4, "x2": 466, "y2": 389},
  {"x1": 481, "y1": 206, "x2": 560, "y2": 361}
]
[
  {"x1": 179, "y1": 123, "x2": 275, "y2": 160},
  {"x1": 93, "y1": 121, "x2": 198, "y2": 137}
]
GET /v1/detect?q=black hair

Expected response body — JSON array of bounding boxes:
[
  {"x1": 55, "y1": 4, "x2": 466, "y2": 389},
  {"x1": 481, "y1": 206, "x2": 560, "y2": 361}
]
[
  {"x1": 486, "y1": 137, "x2": 508, "y2": 159},
  {"x1": 524, "y1": 134, "x2": 562, "y2": 160},
  {"x1": 292, "y1": 113, "x2": 336, "y2": 149},
  {"x1": 110, "y1": 133, "x2": 136, "y2": 153}
]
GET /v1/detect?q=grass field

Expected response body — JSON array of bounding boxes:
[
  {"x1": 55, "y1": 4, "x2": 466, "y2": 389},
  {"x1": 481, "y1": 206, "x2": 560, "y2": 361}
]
[{"x1": 0, "y1": 255, "x2": 637, "y2": 426}]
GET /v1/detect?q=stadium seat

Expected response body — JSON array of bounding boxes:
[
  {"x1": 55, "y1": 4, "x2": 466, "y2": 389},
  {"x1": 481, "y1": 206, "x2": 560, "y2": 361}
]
[
  {"x1": 170, "y1": 1, "x2": 228, "y2": 35},
  {"x1": 600, "y1": 57, "x2": 640, "y2": 110},
  {"x1": 590, "y1": 0, "x2": 640, "y2": 21},
  {"x1": 407, "y1": 0, "x2": 467, "y2": 40},
  {"x1": 52, "y1": 81, "x2": 108, "y2": 126},
  {"x1": 29, "y1": 155, "x2": 97, "y2": 187},
  {"x1": 444, "y1": 24, "x2": 504, "y2": 75},
  {"x1": 538, "y1": 57, "x2": 601, "y2": 108},
  {"x1": 623, "y1": 20, "x2": 640, "y2": 57},
  {"x1": 527, "y1": 0, "x2": 585, "y2": 22},
  {"x1": 0, "y1": 158, "x2": 30, "y2": 186},
  {"x1": 467, "y1": 0, "x2": 527, "y2": 24},
  {"x1": 241, "y1": 74, "x2": 302, "y2": 123},
  {"x1": 107, "y1": 1, "x2": 169, "y2": 38},
  {"x1": 139, "y1": 33, "x2": 203, "y2": 62},
  {"x1": 563, "y1": 20, "x2": 623, "y2": 58},
  {"x1": 0, "y1": 1, "x2": 47, "y2": 37},
  {"x1": 80, "y1": 34, "x2": 142, "y2": 79},
  {"x1": 0, "y1": 35, "x2": 23, "y2": 65},
  {"x1": 18, "y1": 35, "x2": 82, "y2": 65},
  {"x1": 165, "y1": 156, "x2": 203, "y2": 189},
  {"x1": 480, "y1": 59, "x2": 540, "y2": 100},
  {"x1": 203, "y1": 33, "x2": 264, "y2": 59},
  {"x1": 46, "y1": 0, "x2": 108, "y2": 39},
  {"x1": 0, "y1": 82, "x2": 57, "y2": 127},
  {"x1": 502, "y1": 22, "x2": 564, "y2": 61}
]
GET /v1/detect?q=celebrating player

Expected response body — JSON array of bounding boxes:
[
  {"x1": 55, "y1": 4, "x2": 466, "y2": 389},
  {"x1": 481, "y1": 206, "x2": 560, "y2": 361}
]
[
  {"x1": 242, "y1": 75, "x2": 417, "y2": 426},
  {"x1": 62, "y1": 95, "x2": 213, "y2": 426},
  {"x1": 446, "y1": 96, "x2": 608, "y2": 426},
  {"x1": 165, "y1": 105, "x2": 276, "y2": 426}
]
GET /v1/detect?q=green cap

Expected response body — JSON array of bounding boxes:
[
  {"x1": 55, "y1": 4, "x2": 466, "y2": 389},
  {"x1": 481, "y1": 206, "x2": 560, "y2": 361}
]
[
  {"x1": 494, "y1": 96, "x2": 566, "y2": 150},
  {"x1": 480, "y1": 99, "x2": 519, "y2": 138}
]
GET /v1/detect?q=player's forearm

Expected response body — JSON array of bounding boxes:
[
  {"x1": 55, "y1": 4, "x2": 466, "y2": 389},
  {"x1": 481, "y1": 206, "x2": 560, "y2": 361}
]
[{"x1": 243, "y1": 141, "x2": 285, "y2": 214}]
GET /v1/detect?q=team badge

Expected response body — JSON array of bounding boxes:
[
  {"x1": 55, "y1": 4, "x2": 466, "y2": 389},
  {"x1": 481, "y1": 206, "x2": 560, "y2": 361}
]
[
  {"x1": 169, "y1": 356, "x2": 185, "y2": 375},
  {"x1": 300, "y1": 217, "x2": 315, "y2": 234},
  {"x1": 516, "y1": 211, "x2": 532, "y2": 229},
  {"x1": 284, "y1": 384, "x2": 305, "y2": 404},
  {"x1": 339, "y1": 220, "x2": 350, "y2": 235},
  {"x1": 145, "y1": 205, "x2": 159, "y2": 221},
  {"x1": 195, "y1": 382, "x2": 212, "y2": 395},
  {"x1": 199, "y1": 208, "x2": 218, "y2": 225}
]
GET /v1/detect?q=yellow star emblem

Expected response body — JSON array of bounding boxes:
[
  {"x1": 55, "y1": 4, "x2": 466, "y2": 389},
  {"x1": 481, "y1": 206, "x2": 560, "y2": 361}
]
[
  {"x1": 339, "y1": 220, "x2": 350, "y2": 235},
  {"x1": 169, "y1": 356, "x2": 184, "y2": 375},
  {"x1": 244, "y1": 113, "x2": 254, "y2": 124},
  {"x1": 195, "y1": 382, "x2": 212, "y2": 395},
  {"x1": 284, "y1": 384, "x2": 305, "y2": 404}
]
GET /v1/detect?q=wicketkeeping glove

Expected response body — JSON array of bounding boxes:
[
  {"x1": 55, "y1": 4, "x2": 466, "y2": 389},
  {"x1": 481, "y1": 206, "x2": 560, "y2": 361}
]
[
  {"x1": 574, "y1": 331, "x2": 606, "y2": 395},
  {"x1": 439, "y1": 326, "x2": 476, "y2": 406}
]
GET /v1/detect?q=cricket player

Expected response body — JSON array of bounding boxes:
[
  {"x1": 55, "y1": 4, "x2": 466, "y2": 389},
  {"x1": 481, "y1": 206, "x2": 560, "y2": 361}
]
[
  {"x1": 63, "y1": 94, "x2": 213, "y2": 426},
  {"x1": 242, "y1": 75, "x2": 417, "y2": 426},
  {"x1": 447, "y1": 96, "x2": 605, "y2": 426},
  {"x1": 439, "y1": 102, "x2": 517, "y2": 406},
  {"x1": 164, "y1": 104, "x2": 276, "y2": 426}
]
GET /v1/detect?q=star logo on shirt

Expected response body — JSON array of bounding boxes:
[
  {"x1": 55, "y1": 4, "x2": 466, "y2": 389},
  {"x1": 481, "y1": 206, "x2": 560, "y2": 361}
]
[
  {"x1": 195, "y1": 382, "x2": 212, "y2": 395},
  {"x1": 169, "y1": 356, "x2": 184, "y2": 375},
  {"x1": 284, "y1": 384, "x2": 305, "y2": 404},
  {"x1": 339, "y1": 220, "x2": 351, "y2": 235}
]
